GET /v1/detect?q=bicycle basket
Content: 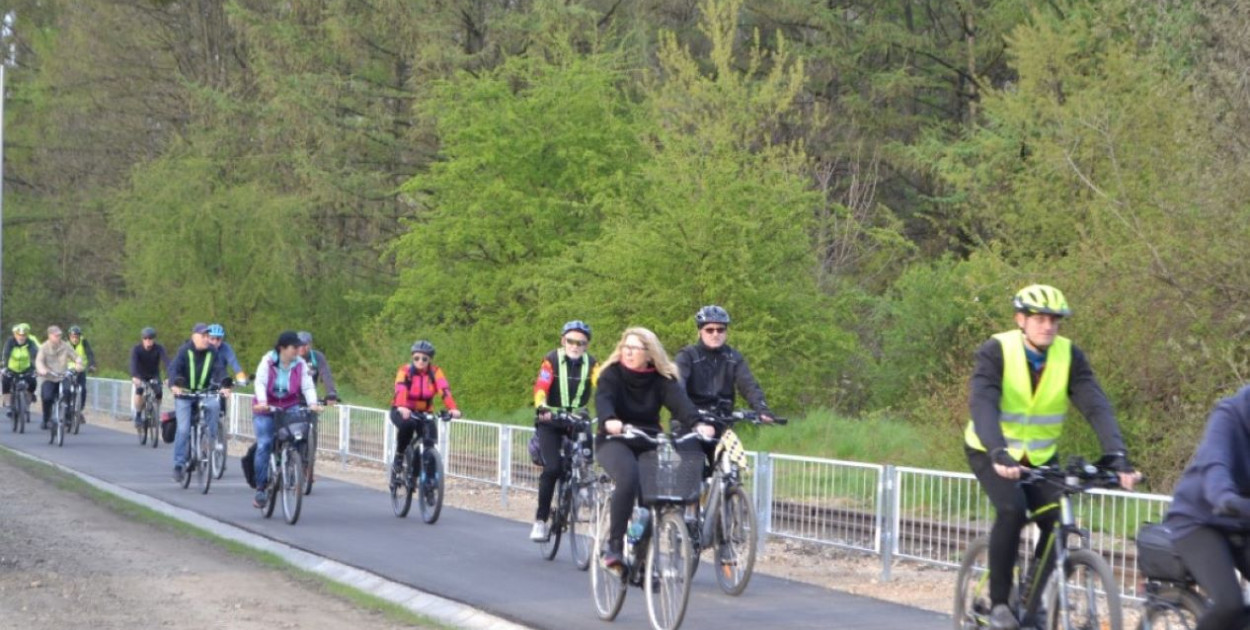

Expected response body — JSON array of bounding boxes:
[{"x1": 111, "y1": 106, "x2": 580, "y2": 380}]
[
  {"x1": 1136, "y1": 522, "x2": 1189, "y2": 582},
  {"x1": 275, "y1": 408, "x2": 312, "y2": 442},
  {"x1": 638, "y1": 447, "x2": 703, "y2": 506}
]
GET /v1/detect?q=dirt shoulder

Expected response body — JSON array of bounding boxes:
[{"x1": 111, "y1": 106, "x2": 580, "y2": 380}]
[{"x1": 0, "y1": 447, "x2": 431, "y2": 630}]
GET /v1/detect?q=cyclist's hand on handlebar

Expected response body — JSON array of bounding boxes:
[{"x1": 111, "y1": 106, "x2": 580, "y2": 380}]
[
  {"x1": 536, "y1": 407, "x2": 553, "y2": 422},
  {"x1": 1217, "y1": 495, "x2": 1250, "y2": 518},
  {"x1": 759, "y1": 412, "x2": 775, "y2": 424},
  {"x1": 604, "y1": 419, "x2": 623, "y2": 435},
  {"x1": 991, "y1": 448, "x2": 1023, "y2": 480},
  {"x1": 398, "y1": 407, "x2": 412, "y2": 420},
  {"x1": 695, "y1": 423, "x2": 716, "y2": 439},
  {"x1": 449, "y1": 409, "x2": 462, "y2": 419},
  {"x1": 170, "y1": 386, "x2": 184, "y2": 397},
  {"x1": 1096, "y1": 452, "x2": 1140, "y2": 490},
  {"x1": 1118, "y1": 471, "x2": 1142, "y2": 491}
]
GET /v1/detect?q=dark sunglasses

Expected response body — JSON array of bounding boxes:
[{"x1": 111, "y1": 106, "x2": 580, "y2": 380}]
[
  {"x1": 702, "y1": 326, "x2": 727, "y2": 334},
  {"x1": 412, "y1": 354, "x2": 431, "y2": 363},
  {"x1": 564, "y1": 338, "x2": 588, "y2": 347}
]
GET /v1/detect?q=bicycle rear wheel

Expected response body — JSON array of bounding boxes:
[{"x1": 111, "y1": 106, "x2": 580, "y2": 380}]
[
  {"x1": 303, "y1": 421, "x2": 317, "y2": 495},
  {"x1": 418, "y1": 448, "x2": 444, "y2": 525},
  {"x1": 539, "y1": 478, "x2": 566, "y2": 561},
  {"x1": 212, "y1": 419, "x2": 226, "y2": 479},
  {"x1": 1136, "y1": 584, "x2": 1203, "y2": 630},
  {"x1": 391, "y1": 449, "x2": 414, "y2": 518},
  {"x1": 953, "y1": 536, "x2": 993, "y2": 630},
  {"x1": 70, "y1": 403, "x2": 81, "y2": 435},
  {"x1": 569, "y1": 479, "x2": 595, "y2": 571},
  {"x1": 137, "y1": 410, "x2": 147, "y2": 445},
  {"x1": 281, "y1": 446, "x2": 304, "y2": 525},
  {"x1": 590, "y1": 491, "x2": 626, "y2": 620},
  {"x1": 197, "y1": 426, "x2": 212, "y2": 494},
  {"x1": 645, "y1": 509, "x2": 695, "y2": 630},
  {"x1": 1045, "y1": 548, "x2": 1122, "y2": 630},
  {"x1": 12, "y1": 389, "x2": 23, "y2": 434},
  {"x1": 263, "y1": 459, "x2": 279, "y2": 518},
  {"x1": 715, "y1": 484, "x2": 757, "y2": 596}
]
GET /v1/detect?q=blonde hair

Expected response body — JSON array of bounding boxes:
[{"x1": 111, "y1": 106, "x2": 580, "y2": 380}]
[{"x1": 600, "y1": 327, "x2": 679, "y2": 379}]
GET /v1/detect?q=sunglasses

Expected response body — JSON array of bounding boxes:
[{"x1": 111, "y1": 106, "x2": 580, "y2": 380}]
[
  {"x1": 702, "y1": 326, "x2": 727, "y2": 334},
  {"x1": 412, "y1": 354, "x2": 431, "y2": 363},
  {"x1": 621, "y1": 344, "x2": 646, "y2": 352},
  {"x1": 564, "y1": 338, "x2": 588, "y2": 348}
]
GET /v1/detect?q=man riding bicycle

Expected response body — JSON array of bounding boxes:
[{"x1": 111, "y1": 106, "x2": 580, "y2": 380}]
[
  {"x1": 67, "y1": 325, "x2": 95, "y2": 418},
  {"x1": 675, "y1": 305, "x2": 775, "y2": 471},
  {"x1": 129, "y1": 327, "x2": 169, "y2": 428},
  {"x1": 168, "y1": 323, "x2": 232, "y2": 484},
  {"x1": 207, "y1": 324, "x2": 248, "y2": 385},
  {"x1": 3, "y1": 323, "x2": 39, "y2": 417},
  {"x1": 297, "y1": 331, "x2": 338, "y2": 405},
  {"x1": 250, "y1": 331, "x2": 322, "y2": 508},
  {"x1": 530, "y1": 320, "x2": 599, "y2": 542},
  {"x1": 35, "y1": 326, "x2": 84, "y2": 430},
  {"x1": 389, "y1": 340, "x2": 461, "y2": 483},
  {"x1": 965, "y1": 284, "x2": 1138, "y2": 630},
  {"x1": 1164, "y1": 385, "x2": 1250, "y2": 630}
]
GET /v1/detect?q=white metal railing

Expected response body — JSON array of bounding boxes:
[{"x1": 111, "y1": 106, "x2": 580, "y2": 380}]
[{"x1": 83, "y1": 377, "x2": 1172, "y2": 598}]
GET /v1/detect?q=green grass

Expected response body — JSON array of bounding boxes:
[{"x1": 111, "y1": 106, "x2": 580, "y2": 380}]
[{"x1": 0, "y1": 445, "x2": 452, "y2": 630}]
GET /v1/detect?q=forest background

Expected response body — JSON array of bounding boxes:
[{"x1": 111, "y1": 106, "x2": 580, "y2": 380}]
[{"x1": 3, "y1": 0, "x2": 1247, "y2": 487}]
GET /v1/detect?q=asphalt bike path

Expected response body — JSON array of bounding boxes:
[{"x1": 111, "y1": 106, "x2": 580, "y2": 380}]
[{"x1": 0, "y1": 418, "x2": 949, "y2": 630}]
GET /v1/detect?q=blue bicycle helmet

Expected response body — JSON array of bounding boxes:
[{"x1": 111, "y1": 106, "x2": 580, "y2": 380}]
[
  {"x1": 207, "y1": 323, "x2": 226, "y2": 338},
  {"x1": 561, "y1": 320, "x2": 591, "y2": 340},
  {"x1": 694, "y1": 305, "x2": 731, "y2": 328},
  {"x1": 410, "y1": 340, "x2": 436, "y2": 357}
]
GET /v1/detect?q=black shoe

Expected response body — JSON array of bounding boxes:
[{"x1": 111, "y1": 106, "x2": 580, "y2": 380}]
[
  {"x1": 602, "y1": 540, "x2": 625, "y2": 570},
  {"x1": 173, "y1": 467, "x2": 185, "y2": 484},
  {"x1": 989, "y1": 604, "x2": 1020, "y2": 630}
]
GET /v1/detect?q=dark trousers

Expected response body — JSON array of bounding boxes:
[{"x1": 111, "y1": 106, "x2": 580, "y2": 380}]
[
  {"x1": 535, "y1": 422, "x2": 568, "y2": 521},
  {"x1": 597, "y1": 438, "x2": 654, "y2": 550},
  {"x1": 40, "y1": 380, "x2": 63, "y2": 424},
  {"x1": 1173, "y1": 525, "x2": 1250, "y2": 630},
  {"x1": 389, "y1": 408, "x2": 437, "y2": 461},
  {"x1": 75, "y1": 370, "x2": 87, "y2": 411},
  {"x1": 967, "y1": 447, "x2": 1062, "y2": 607}
]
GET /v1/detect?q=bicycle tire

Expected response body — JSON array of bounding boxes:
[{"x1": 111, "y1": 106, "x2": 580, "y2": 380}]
[
  {"x1": 715, "y1": 484, "x2": 757, "y2": 596},
  {"x1": 281, "y1": 446, "x2": 304, "y2": 525},
  {"x1": 590, "y1": 490, "x2": 626, "y2": 620},
  {"x1": 54, "y1": 405, "x2": 65, "y2": 447},
  {"x1": 264, "y1": 459, "x2": 279, "y2": 518},
  {"x1": 391, "y1": 448, "x2": 414, "y2": 518},
  {"x1": 1045, "y1": 548, "x2": 1123, "y2": 630},
  {"x1": 180, "y1": 431, "x2": 194, "y2": 489},
  {"x1": 70, "y1": 402, "x2": 81, "y2": 435},
  {"x1": 198, "y1": 425, "x2": 212, "y2": 494},
  {"x1": 539, "y1": 478, "x2": 566, "y2": 561},
  {"x1": 1136, "y1": 584, "x2": 1203, "y2": 630},
  {"x1": 418, "y1": 447, "x2": 444, "y2": 525},
  {"x1": 569, "y1": 479, "x2": 595, "y2": 571},
  {"x1": 953, "y1": 536, "x2": 993, "y2": 630},
  {"x1": 20, "y1": 390, "x2": 29, "y2": 433},
  {"x1": 212, "y1": 419, "x2": 226, "y2": 479},
  {"x1": 137, "y1": 413, "x2": 147, "y2": 444},
  {"x1": 148, "y1": 403, "x2": 159, "y2": 448},
  {"x1": 11, "y1": 390, "x2": 19, "y2": 433},
  {"x1": 645, "y1": 509, "x2": 695, "y2": 630}
]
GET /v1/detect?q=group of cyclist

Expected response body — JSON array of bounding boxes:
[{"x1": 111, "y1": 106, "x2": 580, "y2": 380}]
[
  {"x1": 2, "y1": 323, "x2": 93, "y2": 430},
  {"x1": 11, "y1": 283, "x2": 1250, "y2": 629}
]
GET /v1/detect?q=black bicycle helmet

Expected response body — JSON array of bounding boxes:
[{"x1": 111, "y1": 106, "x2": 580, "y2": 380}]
[
  {"x1": 694, "y1": 305, "x2": 731, "y2": 328},
  {"x1": 410, "y1": 340, "x2": 436, "y2": 357},
  {"x1": 141, "y1": 327, "x2": 157, "y2": 339},
  {"x1": 68, "y1": 325, "x2": 83, "y2": 335},
  {"x1": 561, "y1": 320, "x2": 592, "y2": 340}
]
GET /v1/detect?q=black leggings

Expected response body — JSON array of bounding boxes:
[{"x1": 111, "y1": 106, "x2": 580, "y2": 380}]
[
  {"x1": 535, "y1": 422, "x2": 567, "y2": 521},
  {"x1": 967, "y1": 447, "x2": 1062, "y2": 607},
  {"x1": 1173, "y1": 526, "x2": 1250, "y2": 630},
  {"x1": 389, "y1": 408, "x2": 437, "y2": 460},
  {"x1": 41, "y1": 380, "x2": 64, "y2": 424},
  {"x1": 597, "y1": 438, "x2": 654, "y2": 549}
]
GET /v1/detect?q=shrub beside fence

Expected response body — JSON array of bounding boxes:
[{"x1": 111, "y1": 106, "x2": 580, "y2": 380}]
[{"x1": 84, "y1": 377, "x2": 1172, "y2": 597}]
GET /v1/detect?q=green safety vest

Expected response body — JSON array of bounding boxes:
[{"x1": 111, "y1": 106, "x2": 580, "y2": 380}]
[
  {"x1": 964, "y1": 329, "x2": 1071, "y2": 464},
  {"x1": 7, "y1": 341, "x2": 33, "y2": 372},
  {"x1": 187, "y1": 349, "x2": 214, "y2": 391},
  {"x1": 73, "y1": 339, "x2": 87, "y2": 362},
  {"x1": 556, "y1": 349, "x2": 589, "y2": 410}
]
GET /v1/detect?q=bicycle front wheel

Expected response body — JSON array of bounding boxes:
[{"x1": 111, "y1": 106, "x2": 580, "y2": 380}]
[
  {"x1": 569, "y1": 480, "x2": 596, "y2": 571},
  {"x1": 589, "y1": 491, "x2": 626, "y2": 620},
  {"x1": 540, "y1": 478, "x2": 566, "y2": 561},
  {"x1": 645, "y1": 509, "x2": 695, "y2": 630},
  {"x1": 953, "y1": 536, "x2": 992, "y2": 630},
  {"x1": 281, "y1": 446, "x2": 304, "y2": 525},
  {"x1": 212, "y1": 420, "x2": 226, "y2": 479},
  {"x1": 715, "y1": 485, "x2": 757, "y2": 596},
  {"x1": 303, "y1": 422, "x2": 317, "y2": 495},
  {"x1": 391, "y1": 449, "x2": 414, "y2": 518},
  {"x1": 1046, "y1": 548, "x2": 1123, "y2": 630},
  {"x1": 197, "y1": 427, "x2": 212, "y2": 494},
  {"x1": 264, "y1": 459, "x2": 279, "y2": 518},
  {"x1": 1136, "y1": 584, "x2": 1203, "y2": 630},
  {"x1": 54, "y1": 407, "x2": 65, "y2": 447},
  {"x1": 418, "y1": 448, "x2": 444, "y2": 525}
]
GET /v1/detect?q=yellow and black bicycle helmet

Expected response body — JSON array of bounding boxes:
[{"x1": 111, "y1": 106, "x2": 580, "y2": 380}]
[{"x1": 1011, "y1": 284, "x2": 1072, "y2": 317}]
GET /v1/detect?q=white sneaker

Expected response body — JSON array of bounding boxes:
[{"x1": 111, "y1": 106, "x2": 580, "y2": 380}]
[{"x1": 530, "y1": 520, "x2": 550, "y2": 542}]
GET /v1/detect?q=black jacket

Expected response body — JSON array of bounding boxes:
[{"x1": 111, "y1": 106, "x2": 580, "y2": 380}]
[
  {"x1": 674, "y1": 342, "x2": 769, "y2": 415},
  {"x1": 167, "y1": 341, "x2": 228, "y2": 391},
  {"x1": 595, "y1": 363, "x2": 699, "y2": 436},
  {"x1": 1166, "y1": 385, "x2": 1250, "y2": 539}
]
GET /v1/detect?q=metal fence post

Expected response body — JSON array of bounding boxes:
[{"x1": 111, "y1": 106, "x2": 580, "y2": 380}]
[
  {"x1": 880, "y1": 464, "x2": 896, "y2": 582},
  {"x1": 499, "y1": 425, "x2": 512, "y2": 508},
  {"x1": 754, "y1": 451, "x2": 773, "y2": 546},
  {"x1": 440, "y1": 417, "x2": 451, "y2": 464},
  {"x1": 339, "y1": 405, "x2": 350, "y2": 465},
  {"x1": 383, "y1": 413, "x2": 393, "y2": 467},
  {"x1": 111, "y1": 380, "x2": 119, "y2": 417}
]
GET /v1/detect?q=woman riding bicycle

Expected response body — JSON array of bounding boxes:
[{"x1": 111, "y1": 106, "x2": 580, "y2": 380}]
[
  {"x1": 1164, "y1": 385, "x2": 1250, "y2": 630},
  {"x1": 595, "y1": 327, "x2": 708, "y2": 569},
  {"x1": 389, "y1": 340, "x2": 461, "y2": 480},
  {"x1": 251, "y1": 331, "x2": 322, "y2": 509},
  {"x1": 530, "y1": 320, "x2": 599, "y2": 542}
]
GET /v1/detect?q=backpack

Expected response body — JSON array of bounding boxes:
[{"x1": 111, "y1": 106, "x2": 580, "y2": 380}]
[
  {"x1": 241, "y1": 442, "x2": 258, "y2": 488},
  {"x1": 160, "y1": 411, "x2": 176, "y2": 444}
]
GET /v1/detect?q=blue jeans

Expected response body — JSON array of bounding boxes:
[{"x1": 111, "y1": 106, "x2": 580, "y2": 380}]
[
  {"x1": 253, "y1": 413, "x2": 275, "y2": 489},
  {"x1": 174, "y1": 395, "x2": 220, "y2": 469}
]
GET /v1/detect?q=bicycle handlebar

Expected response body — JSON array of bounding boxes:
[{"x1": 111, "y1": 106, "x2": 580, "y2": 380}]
[
  {"x1": 699, "y1": 409, "x2": 788, "y2": 426},
  {"x1": 1021, "y1": 458, "x2": 1123, "y2": 492},
  {"x1": 605, "y1": 426, "x2": 709, "y2": 445}
]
